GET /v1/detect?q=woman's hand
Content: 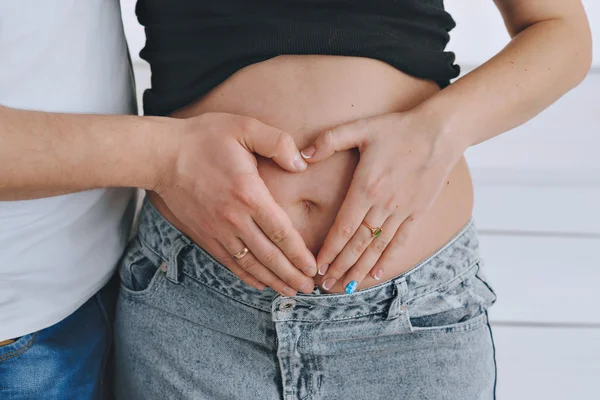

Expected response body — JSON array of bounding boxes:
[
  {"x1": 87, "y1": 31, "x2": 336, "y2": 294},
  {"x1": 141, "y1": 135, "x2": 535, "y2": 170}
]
[
  {"x1": 300, "y1": 110, "x2": 465, "y2": 293},
  {"x1": 154, "y1": 112, "x2": 317, "y2": 296}
]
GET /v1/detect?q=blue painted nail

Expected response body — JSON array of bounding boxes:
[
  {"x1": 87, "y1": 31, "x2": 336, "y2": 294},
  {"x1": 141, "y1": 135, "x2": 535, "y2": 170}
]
[{"x1": 345, "y1": 280, "x2": 358, "y2": 295}]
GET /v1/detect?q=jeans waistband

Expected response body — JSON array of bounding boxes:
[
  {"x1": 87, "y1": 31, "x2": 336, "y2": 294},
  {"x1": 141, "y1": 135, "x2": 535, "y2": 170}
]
[{"x1": 137, "y1": 199, "x2": 480, "y2": 323}]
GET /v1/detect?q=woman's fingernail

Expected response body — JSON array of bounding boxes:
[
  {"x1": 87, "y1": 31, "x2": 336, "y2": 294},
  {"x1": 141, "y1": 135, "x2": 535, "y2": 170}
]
[
  {"x1": 300, "y1": 281, "x2": 315, "y2": 293},
  {"x1": 374, "y1": 269, "x2": 383, "y2": 281},
  {"x1": 318, "y1": 264, "x2": 329, "y2": 275},
  {"x1": 293, "y1": 153, "x2": 308, "y2": 170},
  {"x1": 301, "y1": 146, "x2": 316, "y2": 159},
  {"x1": 322, "y1": 277, "x2": 337, "y2": 290},
  {"x1": 282, "y1": 286, "x2": 297, "y2": 297},
  {"x1": 302, "y1": 265, "x2": 317, "y2": 276},
  {"x1": 345, "y1": 280, "x2": 358, "y2": 294}
]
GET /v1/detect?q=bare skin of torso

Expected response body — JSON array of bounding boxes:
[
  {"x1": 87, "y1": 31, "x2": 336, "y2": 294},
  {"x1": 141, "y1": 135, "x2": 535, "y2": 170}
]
[{"x1": 147, "y1": 55, "x2": 474, "y2": 294}]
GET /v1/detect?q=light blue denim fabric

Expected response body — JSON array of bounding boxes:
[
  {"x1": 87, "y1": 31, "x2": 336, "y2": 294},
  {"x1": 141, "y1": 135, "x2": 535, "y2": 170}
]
[{"x1": 115, "y1": 200, "x2": 497, "y2": 400}]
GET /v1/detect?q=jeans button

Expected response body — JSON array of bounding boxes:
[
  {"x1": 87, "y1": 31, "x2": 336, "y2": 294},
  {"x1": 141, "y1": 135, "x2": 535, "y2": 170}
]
[
  {"x1": 279, "y1": 299, "x2": 296, "y2": 311},
  {"x1": 160, "y1": 262, "x2": 168, "y2": 272}
]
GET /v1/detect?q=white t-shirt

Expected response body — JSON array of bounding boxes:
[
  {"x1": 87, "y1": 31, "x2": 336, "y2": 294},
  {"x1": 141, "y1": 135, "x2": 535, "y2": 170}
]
[{"x1": 0, "y1": 0, "x2": 137, "y2": 340}]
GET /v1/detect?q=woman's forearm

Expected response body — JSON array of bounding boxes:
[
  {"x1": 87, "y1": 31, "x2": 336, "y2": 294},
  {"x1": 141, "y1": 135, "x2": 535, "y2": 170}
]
[
  {"x1": 416, "y1": 8, "x2": 592, "y2": 156},
  {"x1": 0, "y1": 105, "x2": 175, "y2": 200}
]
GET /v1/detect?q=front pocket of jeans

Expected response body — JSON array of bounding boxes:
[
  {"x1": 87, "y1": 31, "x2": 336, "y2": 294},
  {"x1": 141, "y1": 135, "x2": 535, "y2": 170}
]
[
  {"x1": 119, "y1": 241, "x2": 165, "y2": 300},
  {"x1": 0, "y1": 333, "x2": 37, "y2": 363},
  {"x1": 409, "y1": 310, "x2": 489, "y2": 334},
  {"x1": 407, "y1": 262, "x2": 495, "y2": 334}
]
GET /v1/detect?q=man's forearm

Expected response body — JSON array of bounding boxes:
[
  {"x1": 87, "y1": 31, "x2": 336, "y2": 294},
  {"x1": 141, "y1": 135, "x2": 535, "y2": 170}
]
[
  {"x1": 416, "y1": 9, "x2": 592, "y2": 156},
  {"x1": 0, "y1": 105, "x2": 178, "y2": 200}
]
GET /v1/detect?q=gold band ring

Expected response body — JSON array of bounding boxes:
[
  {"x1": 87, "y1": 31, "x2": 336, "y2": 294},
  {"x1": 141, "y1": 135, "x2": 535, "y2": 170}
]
[
  {"x1": 361, "y1": 221, "x2": 383, "y2": 238},
  {"x1": 232, "y1": 247, "x2": 250, "y2": 260}
]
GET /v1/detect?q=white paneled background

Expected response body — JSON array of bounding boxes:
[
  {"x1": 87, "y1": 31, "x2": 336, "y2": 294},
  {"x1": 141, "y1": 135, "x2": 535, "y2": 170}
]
[{"x1": 119, "y1": 1, "x2": 600, "y2": 399}]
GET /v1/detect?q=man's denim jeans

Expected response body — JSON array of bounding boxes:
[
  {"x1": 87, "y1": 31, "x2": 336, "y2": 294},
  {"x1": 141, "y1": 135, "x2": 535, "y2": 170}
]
[{"x1": 0, "y1": 277, "x2": 117, "y2": 400}]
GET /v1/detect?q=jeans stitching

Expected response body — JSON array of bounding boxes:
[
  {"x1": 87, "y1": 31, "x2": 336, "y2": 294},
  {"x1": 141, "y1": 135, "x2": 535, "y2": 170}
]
[
  {"x1": 119, "y1": 249, "x2": 166, "y2": 301},
  {"x1": 0, "y1": 332, "x2": 39, "y2": 362},
  {"x1": 475, "y1": 269, "x2": 497, "y2": 302},
  {"x1": 386, "y1": 218, "x2": 475, "y2": 282},
  {"x1": 487, "y1": 313, "x2": 498, "y2": 399},
  {"x1": 274, "y1": 310, "x2": 385, "y2": 323},
  {"x1": 119, "y1": 274, "x2": 164, "y2": 301},
  {"x1": 118, "y1": 246, "x2": 145, "y2": 284},
  {"x1": 406, "y1": 260, "x2": 480, "y2": 303},
  {"x1": 178, "y1": 275, "x2": 273, "y2": 313},
  {"x1": 138, "y1": 236, "x2": 168, "y2": 265},
  {"x1": 407, "y1": 311, "x2": 488, "y2": 334}
]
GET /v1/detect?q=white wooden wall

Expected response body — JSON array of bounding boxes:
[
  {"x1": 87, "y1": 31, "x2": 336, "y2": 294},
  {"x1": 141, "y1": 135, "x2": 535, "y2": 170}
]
[{"x1": 120, "y1": 1, "x2": 600, "y2": 399}]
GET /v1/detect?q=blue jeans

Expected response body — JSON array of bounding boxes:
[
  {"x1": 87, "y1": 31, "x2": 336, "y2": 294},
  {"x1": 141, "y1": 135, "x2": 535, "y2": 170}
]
[
  {"x1": 115, "y1": 200, "x2": 497, "y2": 399},
  {"x1": 0, "y1": 277, "x2": 118, "y2": 399}
]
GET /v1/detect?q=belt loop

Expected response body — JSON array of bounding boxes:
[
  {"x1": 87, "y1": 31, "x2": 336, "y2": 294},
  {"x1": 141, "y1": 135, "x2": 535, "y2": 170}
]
[
  {"x1": 386, "y1": 278, "x2": 408, "y2": 321},
  {"x1": 166, "y1": 236, "x2": 188, "y2": 284}
]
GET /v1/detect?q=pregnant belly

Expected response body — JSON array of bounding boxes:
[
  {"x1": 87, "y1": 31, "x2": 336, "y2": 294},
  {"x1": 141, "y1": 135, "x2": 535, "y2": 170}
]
[{"x1": 147, "y1": 55, "x2": 474, "y2": 293}]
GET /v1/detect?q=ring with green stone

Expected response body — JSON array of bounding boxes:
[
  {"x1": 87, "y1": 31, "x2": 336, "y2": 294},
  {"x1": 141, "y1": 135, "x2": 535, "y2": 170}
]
[{"x1": 361, "y1": 220, "x2": 383, "y2": 238}]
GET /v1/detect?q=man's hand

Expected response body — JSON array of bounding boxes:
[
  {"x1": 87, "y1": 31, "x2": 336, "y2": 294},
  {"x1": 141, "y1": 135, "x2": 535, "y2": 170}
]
[
  {"x1": 154, "y1": 112, "x2": 317, "y2": 296},
  {"x1": 0, "y1": 106, "x2": 316, "y2": 295}
]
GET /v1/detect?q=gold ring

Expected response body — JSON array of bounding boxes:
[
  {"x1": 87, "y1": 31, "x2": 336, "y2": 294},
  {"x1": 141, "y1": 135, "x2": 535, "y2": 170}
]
[
  {"x1": 232, "y1": 247, "x2": 250, "y2": 260},
  {"x1": 361, "y1": 221, "x2": 382, "y2": 238}
]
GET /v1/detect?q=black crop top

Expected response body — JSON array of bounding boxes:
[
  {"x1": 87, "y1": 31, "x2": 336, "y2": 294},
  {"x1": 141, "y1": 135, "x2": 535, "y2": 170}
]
[{"x1": 136, "y1": 0, "x2": 460, "y2": 116}]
